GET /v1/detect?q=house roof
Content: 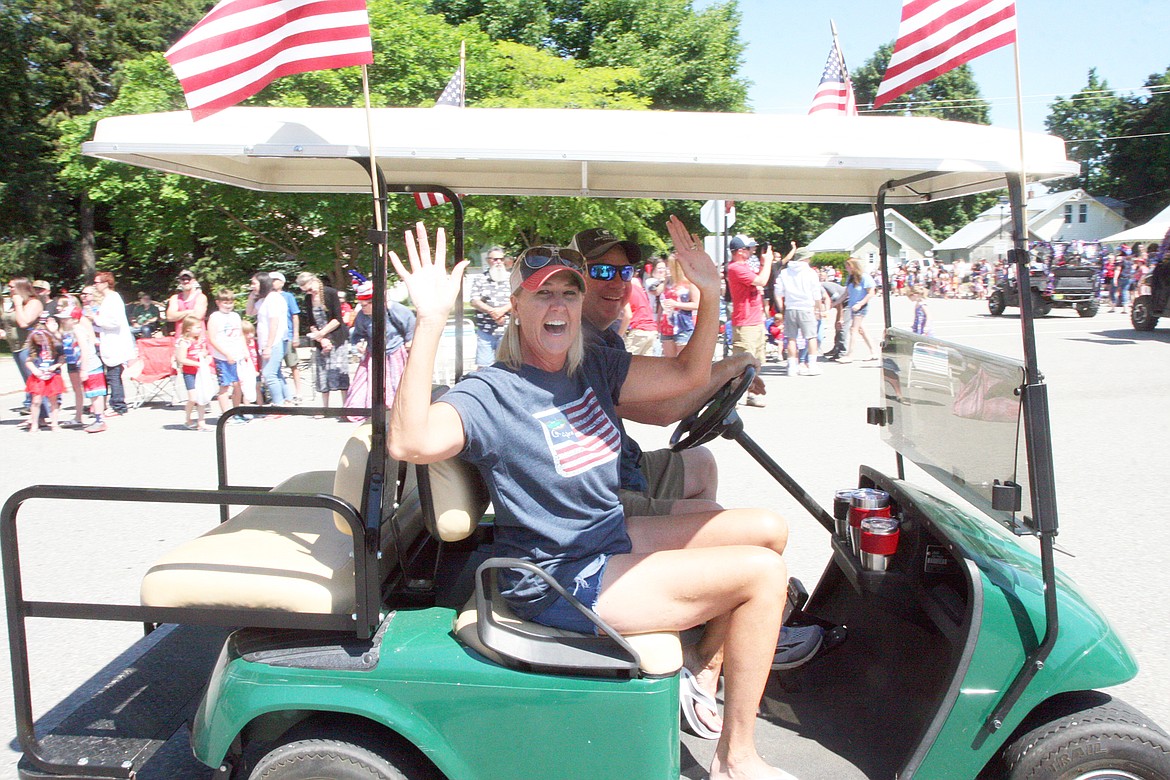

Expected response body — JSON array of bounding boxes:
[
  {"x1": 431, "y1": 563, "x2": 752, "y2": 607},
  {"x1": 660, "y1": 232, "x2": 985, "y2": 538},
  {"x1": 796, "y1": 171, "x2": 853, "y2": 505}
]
[
  {"x1": 939, "y1": 188, "x2": 1125, "y2": 251},
  {"x1": 806, "y1": 210, "x2": 936, "y2": 253}
]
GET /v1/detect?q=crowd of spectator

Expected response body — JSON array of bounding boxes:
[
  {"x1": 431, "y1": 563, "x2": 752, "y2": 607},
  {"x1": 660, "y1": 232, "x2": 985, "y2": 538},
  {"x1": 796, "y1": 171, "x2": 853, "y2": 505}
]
[{"x1": 2, "y1": 267, "x2": 413, "y2": 433}]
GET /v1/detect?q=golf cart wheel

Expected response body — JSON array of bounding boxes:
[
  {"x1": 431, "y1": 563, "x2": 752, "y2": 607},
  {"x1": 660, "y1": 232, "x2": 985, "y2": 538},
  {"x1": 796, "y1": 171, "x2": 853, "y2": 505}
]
[
  {"x1": 989, "y1": 289, "x2": 1007, "y2": 316},
  {"x1": 998, "y1": 694, "x2": 1170, "y2": 780},
  {"x1": 1076, "y1": 300, "x2": 1099, "y2": 318},
  {"x1": 1132, "y1": 296, "x2": 1159, "y2": 331},
  {"x1": 249, "y1": 737, "x2": 409, "y2": 780}
]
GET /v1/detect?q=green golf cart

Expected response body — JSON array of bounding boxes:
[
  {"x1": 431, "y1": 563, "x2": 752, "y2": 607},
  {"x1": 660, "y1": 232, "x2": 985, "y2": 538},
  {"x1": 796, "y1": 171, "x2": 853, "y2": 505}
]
[{"x1": 4, "y1": 107, "x2": 1169, "y2": 780}]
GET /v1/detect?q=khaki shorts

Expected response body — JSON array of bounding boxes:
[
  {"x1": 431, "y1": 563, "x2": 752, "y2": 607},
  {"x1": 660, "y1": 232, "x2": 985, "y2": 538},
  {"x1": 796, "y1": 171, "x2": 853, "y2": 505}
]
[
  {"x1": 619, "y1": 447, "x2": 686, "y2": 518},
  {"x1": 283, "y1": 341, "x2": 299, "y2": 369},
  {"x1": 624, "y1": 329, "x2": 659, "y2": 356},
  {"x1": 732, "y1": 324, "x2": 765, "y2": 363}
]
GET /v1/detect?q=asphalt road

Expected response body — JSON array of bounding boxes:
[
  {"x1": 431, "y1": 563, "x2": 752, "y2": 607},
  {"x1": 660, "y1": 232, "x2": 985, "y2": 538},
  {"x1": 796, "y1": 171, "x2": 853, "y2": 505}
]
[{"x1": 0, "y1": 295, "x2": 1166, "y2": 778}]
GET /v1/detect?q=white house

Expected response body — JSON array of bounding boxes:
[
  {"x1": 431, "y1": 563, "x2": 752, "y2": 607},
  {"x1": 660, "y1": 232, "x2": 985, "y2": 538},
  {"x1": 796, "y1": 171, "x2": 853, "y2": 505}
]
[
  {"x1": 804, "y1": 210, "x2": 937, "y2": 272},
  {"x1": 933, "y1": 187, "x2": 1129, "y2": 265}
]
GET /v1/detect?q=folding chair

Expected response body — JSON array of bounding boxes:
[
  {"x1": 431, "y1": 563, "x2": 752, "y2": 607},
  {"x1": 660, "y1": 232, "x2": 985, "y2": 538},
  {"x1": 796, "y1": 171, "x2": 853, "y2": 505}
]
[
  {"x1": 126, "y1": 337, "x2": 181, "y2": 408},
  {"x1": 907, "y1": 341, "x2": 954, "y2": 395}
]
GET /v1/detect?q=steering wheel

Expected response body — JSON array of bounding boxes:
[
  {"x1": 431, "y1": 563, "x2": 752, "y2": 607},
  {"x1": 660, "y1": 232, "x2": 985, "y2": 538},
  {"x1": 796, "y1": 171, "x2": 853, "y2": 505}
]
[{"x1": 669, "y1": 366, "x2": 756, "y2": 452}]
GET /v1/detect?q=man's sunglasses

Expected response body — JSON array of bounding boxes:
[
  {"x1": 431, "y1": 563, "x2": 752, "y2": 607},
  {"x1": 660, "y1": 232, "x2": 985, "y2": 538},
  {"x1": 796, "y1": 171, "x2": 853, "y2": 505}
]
[
  {"x1": 518, "y1": 246, "x2": 585, "y2": 269},
  {"x1": 587, "y1": 263, "x2": 635, "y2": 282}
]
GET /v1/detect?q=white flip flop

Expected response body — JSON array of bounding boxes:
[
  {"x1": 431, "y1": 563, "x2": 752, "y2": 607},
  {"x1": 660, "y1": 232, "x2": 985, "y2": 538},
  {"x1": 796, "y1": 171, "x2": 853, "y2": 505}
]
[{"x1": 679, "y1": 667, "x2": 721, "y2": 740}]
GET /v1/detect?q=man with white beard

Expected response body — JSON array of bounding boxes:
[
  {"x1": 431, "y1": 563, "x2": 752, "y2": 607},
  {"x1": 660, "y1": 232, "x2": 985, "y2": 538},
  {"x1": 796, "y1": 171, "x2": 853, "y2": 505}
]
[{"x1": 468, "y1": 246, "x2": 513, "y2": 368}]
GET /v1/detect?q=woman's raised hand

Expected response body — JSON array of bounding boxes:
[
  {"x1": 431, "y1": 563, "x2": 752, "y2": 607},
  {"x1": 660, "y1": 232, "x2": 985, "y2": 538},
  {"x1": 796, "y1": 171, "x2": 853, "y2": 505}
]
[
  {"x1": 389, "y1": 222, "x2": 469, "y2": 325},
  {"x1": 666, "y1": 215, "x2": 719, "y2": 294}
]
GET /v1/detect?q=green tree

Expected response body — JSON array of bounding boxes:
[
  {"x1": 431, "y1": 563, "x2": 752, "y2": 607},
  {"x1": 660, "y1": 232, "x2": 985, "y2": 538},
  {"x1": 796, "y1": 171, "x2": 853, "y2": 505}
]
[
  {"x1": 429, "y1": 0, "x2": 749, "y2": 111},
  {"x1": 1044, "y1": 69, "x2": 1123, "y2": 194},
  {"x1": 1106, "y1": 68, "x2": 1170, "y2": 225}
]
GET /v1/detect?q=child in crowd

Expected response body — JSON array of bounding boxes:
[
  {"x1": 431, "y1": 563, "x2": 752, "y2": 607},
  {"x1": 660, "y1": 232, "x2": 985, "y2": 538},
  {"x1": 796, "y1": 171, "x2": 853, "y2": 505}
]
[
  {"x1": 76, "y1": 285, "x2": 109, "y2": 433},
  {"x1": 54, "y1": 299, "x2": 86, "y2": 427},
  {"x1": 240, "y1": 319, "x2": 260, "y2": 405},
  {"x1": 24, "y1": 327, "x2": 65, "y2": 432},
  {"x1": 206, "y1": 289, "x2": 247, "y2": 423},
  {"x1": 910, "y1": 285, "x2": 933, "y2": 336},
  {"x1": 174, "y1": 314, "x2": 211, "y2": 431}
]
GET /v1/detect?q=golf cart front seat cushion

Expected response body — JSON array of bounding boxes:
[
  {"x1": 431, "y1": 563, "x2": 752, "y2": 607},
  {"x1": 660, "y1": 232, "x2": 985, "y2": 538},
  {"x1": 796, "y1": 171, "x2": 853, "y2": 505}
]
[
  {"x1": 140, "y1": 424, "x2": 423, "y2": 614},
  {"x1": 435, "y1": 464, "x2": 682, "y2": 677}
]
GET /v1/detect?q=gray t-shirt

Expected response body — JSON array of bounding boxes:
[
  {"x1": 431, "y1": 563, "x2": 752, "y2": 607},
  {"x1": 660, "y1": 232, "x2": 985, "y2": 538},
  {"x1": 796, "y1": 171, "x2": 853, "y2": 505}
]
[
  {"x1": 582, "y1": 319, "x2": 648, "y2": 492},
  {"x1": 442, "y1": 347, "x2": 634, "y2": 619}
]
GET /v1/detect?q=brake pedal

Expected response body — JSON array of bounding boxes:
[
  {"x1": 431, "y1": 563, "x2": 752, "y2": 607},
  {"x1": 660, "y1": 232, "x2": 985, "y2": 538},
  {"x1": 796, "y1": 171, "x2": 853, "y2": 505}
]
[{"x1": 783, "y1": 577, "x2": 809, "y2": 624}]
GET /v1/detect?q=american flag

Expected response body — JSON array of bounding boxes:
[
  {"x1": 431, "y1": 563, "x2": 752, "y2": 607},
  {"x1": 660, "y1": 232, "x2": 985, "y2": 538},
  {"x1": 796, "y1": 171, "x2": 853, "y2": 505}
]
[
  {"x1": 414, "y1": 60, "x2": 465, "y2": 209},
  {"x1": 166, "y1": 0, "x2": 373, "y2": 121},
  {"x1": 534, "y1": 388, "x2": 621, "y2": 478},
  {"x1": 808, "y1": 44, "x2": 858, "y2": 116},
  {"x1": 874, "y1": 0, "x2": 1016, "y2": 109}
]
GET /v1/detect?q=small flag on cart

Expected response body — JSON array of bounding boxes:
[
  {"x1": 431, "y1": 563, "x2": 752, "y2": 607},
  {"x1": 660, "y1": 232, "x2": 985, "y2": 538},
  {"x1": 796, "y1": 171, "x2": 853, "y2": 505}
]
[
  {"x1": 809, "y1": 43, "x2": 858, "y2": 116},
  {"x1": 874, "y1": 0, "x2": 1016, "y2": 109},
  {"x1": 166, "y1": 0, "x2": 374, "y2": 120},
  {"x1": 414, "y1": 45, "x2": 465, "y2": 209}
]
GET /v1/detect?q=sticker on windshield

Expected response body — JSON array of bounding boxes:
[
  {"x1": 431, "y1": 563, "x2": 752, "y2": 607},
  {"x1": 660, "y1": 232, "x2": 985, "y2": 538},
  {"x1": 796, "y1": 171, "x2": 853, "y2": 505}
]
[{"x1": 534, "y1": 388, "x2": 621, "y2": 478}]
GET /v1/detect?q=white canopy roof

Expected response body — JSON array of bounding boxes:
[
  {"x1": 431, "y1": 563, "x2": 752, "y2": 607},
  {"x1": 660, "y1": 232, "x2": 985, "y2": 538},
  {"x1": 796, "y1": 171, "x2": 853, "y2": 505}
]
[
  {"x1": 1101, "y1": 203, "x2": 1170, "y2": 243},
  {"x1": 83, "y1": 107, "x2": 1077, "y2": 204}
]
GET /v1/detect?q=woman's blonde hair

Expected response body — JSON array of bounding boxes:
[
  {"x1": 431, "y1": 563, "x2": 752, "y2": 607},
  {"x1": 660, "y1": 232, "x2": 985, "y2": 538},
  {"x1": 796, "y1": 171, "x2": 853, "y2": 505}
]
[
  {"x1": 845, "y1": 257, "x2": 864, "y2": 285},
  {"x1": 494, "y1": 291, "x2": 584, "y2": 375}
]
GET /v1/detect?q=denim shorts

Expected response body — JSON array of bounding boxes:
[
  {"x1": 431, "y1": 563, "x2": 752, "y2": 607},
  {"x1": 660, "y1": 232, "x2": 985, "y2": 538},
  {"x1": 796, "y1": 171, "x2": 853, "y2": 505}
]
[
  {"x1": 182, "y1": 372, "x2": 197, "y2": 390},
  {"x1": 530, "y1": 554, "x2": 609, "y2": 635},
  {"x1": 214, "y1": 358, "x2": 239, "y2": 386}
]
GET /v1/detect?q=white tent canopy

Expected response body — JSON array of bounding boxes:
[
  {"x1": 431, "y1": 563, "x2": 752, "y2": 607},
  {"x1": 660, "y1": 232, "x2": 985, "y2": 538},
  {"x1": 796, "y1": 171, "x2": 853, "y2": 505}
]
[
  {"x1": 1101, "y1": 203, "x2": 1170, "y2": 244},
  {"x1": 83, "y1": 107, "x2": 1077, "y2": 204}
]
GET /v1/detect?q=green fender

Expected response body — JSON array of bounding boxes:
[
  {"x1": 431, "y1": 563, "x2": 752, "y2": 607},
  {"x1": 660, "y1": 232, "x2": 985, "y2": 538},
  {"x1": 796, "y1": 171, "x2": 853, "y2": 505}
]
[
  {"x1": 895, "y1": 482, "x2": 1138, "y2": 778},
  {"x1": 192, "y1": 607, "x2": 680, "y2": 780}
]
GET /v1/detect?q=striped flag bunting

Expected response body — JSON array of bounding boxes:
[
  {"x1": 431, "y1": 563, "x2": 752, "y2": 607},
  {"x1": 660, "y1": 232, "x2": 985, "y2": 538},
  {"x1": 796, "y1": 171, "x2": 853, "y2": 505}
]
[
  {"x1": 166, "y1": 0, "x2": 373, "y2": 120},
  {"x1": 873, "y1": 0, "x2": 1016, "y2": 109}
]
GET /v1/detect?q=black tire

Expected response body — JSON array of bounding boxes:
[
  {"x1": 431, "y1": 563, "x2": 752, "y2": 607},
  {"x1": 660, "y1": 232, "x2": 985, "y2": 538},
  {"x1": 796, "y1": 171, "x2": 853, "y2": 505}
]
[
  {"x1": 1132, "y1": 296, "x2": 1159, "y2": 331},
  {"x1": 1031, "y1": 291, "x2": 1053, "y2": 318},
  {"x1": 249, "y1": 738, "x2": 408, "y2": 780},
  {"x1": 999, "y1": 694, "x2": 1170, "y2": 780},
  {"x1": 989, "y1": 289, "x2": 1007, "y2": 316},
  {"x1": 1076, "y1": 300, "x2": 1099, "y2": 318}
]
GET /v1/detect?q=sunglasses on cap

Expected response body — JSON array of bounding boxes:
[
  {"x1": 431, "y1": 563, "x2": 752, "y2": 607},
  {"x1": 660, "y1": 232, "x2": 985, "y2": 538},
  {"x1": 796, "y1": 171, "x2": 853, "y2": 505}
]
[
  {"x1": 587, "y1": 263, "x2": 635, "y2": 282},
  {"x1": 178, "y1": 275, "x2": 194, "y2": 281},
  {"x1": 518, "y1": 246, "x2": 585, "y2": 269}
]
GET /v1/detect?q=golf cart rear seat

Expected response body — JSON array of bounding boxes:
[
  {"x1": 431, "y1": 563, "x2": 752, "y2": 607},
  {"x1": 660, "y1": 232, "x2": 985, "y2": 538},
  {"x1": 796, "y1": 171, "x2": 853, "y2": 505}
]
[{"x1": 140, "y1": 423, "x2": 420, "y2": 615}]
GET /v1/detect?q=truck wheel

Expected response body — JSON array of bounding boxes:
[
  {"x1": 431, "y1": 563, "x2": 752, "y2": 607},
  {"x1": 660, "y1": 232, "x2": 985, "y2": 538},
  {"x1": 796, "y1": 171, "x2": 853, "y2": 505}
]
[
  {"x1": 1076, "y1": 300, "x2": 1099, "y2": 317},
  {"x1": 249, "y1": 738, "x2": 409, "y2": 780},
  {"x1": 1031, "y1": 292, "x2": 1053, "y2": 318},
  {"x1": 989, "y1": 290, "x2": 1006, "y2": 316},
  {"x1": 999, "y1": 695, "x2": 1170, "y2": 780},
  {"x1": 1132, "y1": 296, "x2": 1159, "y2": 331}
]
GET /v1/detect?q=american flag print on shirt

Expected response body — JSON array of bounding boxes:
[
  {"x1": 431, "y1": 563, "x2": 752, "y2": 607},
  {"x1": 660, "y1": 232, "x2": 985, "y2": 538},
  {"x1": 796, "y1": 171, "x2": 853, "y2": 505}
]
[{"x1": 534, "y1": 387, "x2": 621, "y2": 478}]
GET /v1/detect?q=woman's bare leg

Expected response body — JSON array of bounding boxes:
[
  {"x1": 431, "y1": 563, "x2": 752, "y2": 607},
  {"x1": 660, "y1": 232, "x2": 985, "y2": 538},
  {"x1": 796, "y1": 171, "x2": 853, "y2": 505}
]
[{"x1": 597, "y1": 546, "x2": 790, "y2": 780}]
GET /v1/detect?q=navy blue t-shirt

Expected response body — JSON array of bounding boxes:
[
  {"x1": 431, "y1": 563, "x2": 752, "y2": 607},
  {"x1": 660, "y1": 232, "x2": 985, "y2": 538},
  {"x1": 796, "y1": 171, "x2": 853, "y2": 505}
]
[
  {"x1": 582, "y1": 319, "x2": 648, "y2": 493},
  {"x1": 442, "y1": 347, "x2": 635, "y2": 619}
]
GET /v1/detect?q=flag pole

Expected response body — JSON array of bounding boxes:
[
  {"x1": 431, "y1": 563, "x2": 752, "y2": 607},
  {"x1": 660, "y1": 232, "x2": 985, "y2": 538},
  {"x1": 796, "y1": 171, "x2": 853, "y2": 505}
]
[
  {"x1": 360, "y1": 64, "x2": 384, "y2": 234},
  {"x1": 830, "y1": 20, "x2": 848, "y2": 72},
  {"x1": 459, "y1": 39, "x2": 466, "y2": 106},
  {"x1": 1011, "y1": 38, "x2": 1027, "y2": 198}
]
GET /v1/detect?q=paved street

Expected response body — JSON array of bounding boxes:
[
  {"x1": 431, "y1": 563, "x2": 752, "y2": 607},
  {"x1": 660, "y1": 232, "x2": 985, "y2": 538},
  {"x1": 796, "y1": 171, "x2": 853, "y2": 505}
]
[{"x1": 0, "y1": 295, "x2": 1167, "y2": 777}]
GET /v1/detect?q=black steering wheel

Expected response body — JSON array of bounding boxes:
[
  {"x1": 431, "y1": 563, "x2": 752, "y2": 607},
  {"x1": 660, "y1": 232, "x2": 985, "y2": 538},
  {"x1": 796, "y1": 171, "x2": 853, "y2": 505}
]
[{"x1": 669, "y1": 365, "x2": 756, "y2": 452}]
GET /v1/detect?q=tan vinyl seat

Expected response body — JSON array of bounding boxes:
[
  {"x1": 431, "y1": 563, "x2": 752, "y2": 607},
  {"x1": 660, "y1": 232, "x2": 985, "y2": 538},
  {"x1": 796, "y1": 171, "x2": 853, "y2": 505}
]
[
  {"x1": 140, "y1": 424, "x2": 402, "y2": 614},
  {"x1": 438, "y1": 461, "x2": 682, "y2": 678}
]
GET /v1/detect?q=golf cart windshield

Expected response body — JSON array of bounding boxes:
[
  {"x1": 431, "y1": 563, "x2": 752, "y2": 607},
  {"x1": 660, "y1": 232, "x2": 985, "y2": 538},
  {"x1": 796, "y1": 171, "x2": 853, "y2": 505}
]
[{"x1": 881, "y1": 328, "x2": 1031, "y2": 533}]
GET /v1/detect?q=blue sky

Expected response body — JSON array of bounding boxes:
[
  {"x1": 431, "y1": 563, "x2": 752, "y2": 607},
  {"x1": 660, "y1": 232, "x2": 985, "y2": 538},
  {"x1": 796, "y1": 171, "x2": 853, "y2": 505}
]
[{"x1": 694, "y1": 1, "x2": 1170, "y2": 133}]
